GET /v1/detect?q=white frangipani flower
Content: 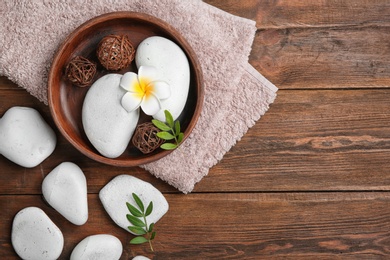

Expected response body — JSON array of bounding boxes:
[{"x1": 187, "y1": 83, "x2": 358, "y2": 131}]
[{"x1": 120, "y1": 66, "x2": 170, "y2": 115}]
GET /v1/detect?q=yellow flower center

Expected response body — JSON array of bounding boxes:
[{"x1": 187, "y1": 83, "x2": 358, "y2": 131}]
[{"x1": 136, "y1": 77, "x2": 154, "y2": 100}]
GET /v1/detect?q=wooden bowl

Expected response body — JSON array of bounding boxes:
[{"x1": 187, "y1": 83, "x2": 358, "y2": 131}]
[{"x1": 48, "y1": 12, "x2": 203, "y2": 166}]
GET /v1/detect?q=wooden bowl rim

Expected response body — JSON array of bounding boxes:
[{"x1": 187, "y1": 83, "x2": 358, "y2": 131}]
[{"x1": 48, "y1": 11, "x2": 204, "y2": 167}]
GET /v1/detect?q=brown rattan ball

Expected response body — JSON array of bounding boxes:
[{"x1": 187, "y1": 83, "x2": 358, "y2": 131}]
[
  {"x1": 97, "y1": 34, "x2": 135, "y2": 70},
  {"x1": 132, "y1": 122, "x2": 164, "y2": 154},
  {"x1": 65, "y1": 56, "x2": 97, "y2": 87}
]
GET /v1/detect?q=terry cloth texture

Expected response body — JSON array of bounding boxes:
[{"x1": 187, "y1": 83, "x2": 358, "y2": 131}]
[{"x1": 0, "y1": 0, "x2": 278, "y2": 193}]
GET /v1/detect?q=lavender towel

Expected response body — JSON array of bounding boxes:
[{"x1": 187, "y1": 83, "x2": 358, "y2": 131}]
[{"x1": 0, "y1": 0, "x2": 277, "y2": 193}]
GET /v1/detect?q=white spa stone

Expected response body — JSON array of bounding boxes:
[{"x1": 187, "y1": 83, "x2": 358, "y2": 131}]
[
  {"x1": 0, "y1": 106, "x2": 56, "y2": 168},
  {"x1": 133, "y1": 256, "x2": 151, "y2": 260},
  {"x1": 70, "y1": 234, "x2": 123, "y2": 260},
  {"x1": 42, "y1": 162, "x2": 88, "y2": 225},
  {"x1": 136, "y1": 36, "x2": 190, "y2": 121},
  {"x1": 82, "y1": 74, "x2": 139, "y2": 158},
  {"x1": 11, "y1": 207, "x2": 64, "y2": 260},
  {"x1": 99, "y1": 175, "x2": 169, "y2": 234}
]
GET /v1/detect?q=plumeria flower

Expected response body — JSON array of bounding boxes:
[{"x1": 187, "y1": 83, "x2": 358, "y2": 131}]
[{"x1": 120, "y1": 66, "x2": 171, "y2": 115}]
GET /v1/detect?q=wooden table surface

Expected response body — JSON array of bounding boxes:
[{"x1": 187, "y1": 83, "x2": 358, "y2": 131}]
[{"x1": 2, "y1": 1, "x2": 390, "y2": 259}]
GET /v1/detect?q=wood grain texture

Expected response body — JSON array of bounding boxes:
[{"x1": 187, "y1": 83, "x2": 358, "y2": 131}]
[
  {"x1": 2, "y1": 0, "x2": 390, "y2": 258},
  {"x1": 251, "y1": 27, "x2": 390, "y2": 89},
  {"x1": 2, "y1": 85, "x2": 390, "y2": 194},
  {"x1": 198, "y1": 89, "x2": 390, "y2": 192},
  {"x1": 204, "y1": 0, "x2": 390, "y2": 89},
  {"x1": 1, "y1": 193, "x2": 390, "y2": 259},
  {"x1": 204, "y1": 0, "x2": 390, "y2": 28}
]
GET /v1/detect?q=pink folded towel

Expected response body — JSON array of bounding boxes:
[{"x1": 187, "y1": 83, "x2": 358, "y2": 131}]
[{"x1": 0, "y1": 0, "x2": 277, "y2": 193}]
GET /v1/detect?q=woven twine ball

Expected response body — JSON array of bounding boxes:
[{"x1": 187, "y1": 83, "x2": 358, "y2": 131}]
[
  {"x1": 97, "y1": 34, "x2": 135, "y2": 70},
  {"x1": 132, "y1": 122, "x2": 164, "y2": 154},
  {"x1": 65, "y1": 56, "x2": 97, "y2": 87}
]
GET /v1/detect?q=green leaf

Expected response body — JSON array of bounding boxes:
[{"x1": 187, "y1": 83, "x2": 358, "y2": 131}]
[
  {"x1": 126, "y1": 194, "x2": 158, "y2": 252},
  {"x1": 150, "y1": 231, "x2": 156, "y2": 240},
  {"x1": 174, "y1": 120, "x2": 180, "y2": 136},
  {"x1": 160, "y1": 143, "x2": 178, "y2": 150},
  {"x1": 152, "y1": 119, "x2": 171, "y2": 131},
  {"x1": 126, "y1": 202, "x2": 144, "y2": 217},
  {"x1": 177, "y1": 133, "x2": 184, "y2": 144},
  {"x1": 128, "y1": 226, "x2": 147, "y2": 235},
  {"x1": 157, "y1": 131, "x2": 175, "y2": 140},
  {"x1": 165, "y1": 110, "x2": 174, "y2": 128},
  {"x1": 148, "y1": 222, "x2": 155, "y2": 233},
  {"x1": 145, "y1": 201, "x2": 153, "y2": 217},
  {"x1": 130, "y1": 236, "x2": 149, "y2": 245},
  {"x1": 132, "y1": 193, "x2": 144, "y2": 212},
  {"x1": 126, "y1": 214, "x2": 146, "y2": 227}
]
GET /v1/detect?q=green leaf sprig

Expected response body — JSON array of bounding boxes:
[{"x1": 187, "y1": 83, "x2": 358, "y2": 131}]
[
  {"x1": 126, "y1": 193, "x2": 156, "y2": 252},
  {"x1": 152, "y1": 110, "x2": 184, "y2": 150}
]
